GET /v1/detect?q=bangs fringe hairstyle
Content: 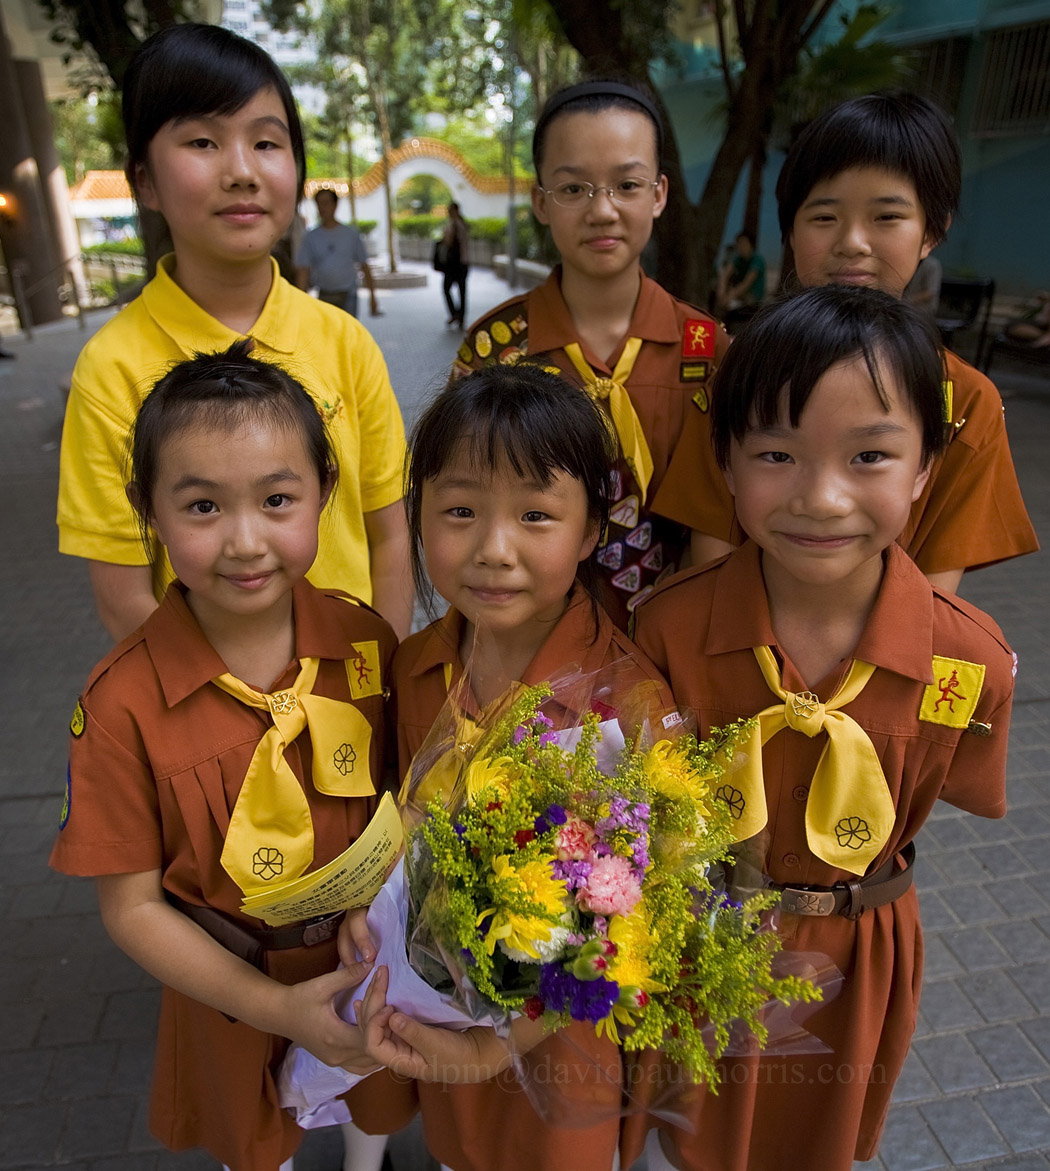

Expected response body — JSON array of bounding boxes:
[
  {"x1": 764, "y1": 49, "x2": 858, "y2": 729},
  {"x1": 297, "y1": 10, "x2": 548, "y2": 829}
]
[
  {"x1": 710, "y1": 285, "x2": 949, "y2": 469},
  {"x1": 776, "y1": 91, "x2": 960, "y2": 247},
  {"x1": 129, "y1": 339, "x2": 335, "y2": 552},
  {"x1": 532, "y1": 76, "x2": 665, "y2": 178},
  {"x1": 123, "y1": 22, "x2": 307, "y2": 198},
  {"x1": 406, "y1": 363, "x2": 617, "y2": 615}
]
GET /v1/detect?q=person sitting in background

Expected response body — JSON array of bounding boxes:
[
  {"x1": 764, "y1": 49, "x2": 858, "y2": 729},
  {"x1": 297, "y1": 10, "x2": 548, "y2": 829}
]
[
  {"x1": 903, "y1": 253, "x2": 942, "y2": 321},
  {"x1": 714, "y1": 229, "x2": 766, "y2": 317},
  {"x1": 296, "y1": 188, "x2": 380, "y2": 319},
  {"x1": 1005, "y1": 290, "x2": 1050, "y2": 348}
]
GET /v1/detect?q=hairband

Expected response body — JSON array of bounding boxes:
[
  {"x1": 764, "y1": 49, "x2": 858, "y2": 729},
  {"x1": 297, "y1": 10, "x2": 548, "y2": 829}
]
[{"x1": 533, "y1": 81, "x2": 664, "y2": 157}]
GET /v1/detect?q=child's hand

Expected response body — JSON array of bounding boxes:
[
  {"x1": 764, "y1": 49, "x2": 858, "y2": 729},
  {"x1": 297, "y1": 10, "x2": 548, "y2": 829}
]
[
  {"x1": 337, "y1": 906, "x2": 377, "y2": 970},
  {"x1": 284, "y1": 960, "x2": 382, "y2": 1074},
  {"x1": 354, "y1": 965, "x2": 513, "y2": 1083}
]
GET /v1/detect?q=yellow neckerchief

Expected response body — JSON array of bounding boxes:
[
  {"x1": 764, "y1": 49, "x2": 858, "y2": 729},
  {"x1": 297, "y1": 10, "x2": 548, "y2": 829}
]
[
  {"x1": 728, "y1": 647, "x2": 895, "y2": 876},
  {"x1": 213, "y1": 658, "x2": 375, "y2": 895},
  {"x1": 563, "y1": 338, "x2": 654, "y2": 501}
]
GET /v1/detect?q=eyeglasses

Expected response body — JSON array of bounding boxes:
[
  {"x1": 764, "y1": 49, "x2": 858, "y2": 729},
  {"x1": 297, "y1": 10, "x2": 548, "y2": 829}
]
[{"x1": 541, "y1": 178, "x2": 660, "y2": 209}]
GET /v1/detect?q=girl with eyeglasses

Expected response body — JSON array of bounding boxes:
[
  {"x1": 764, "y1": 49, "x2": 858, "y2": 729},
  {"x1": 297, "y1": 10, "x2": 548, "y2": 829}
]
[{"x1": 450, "y1": 78, "x2": 730, "y2": 632}]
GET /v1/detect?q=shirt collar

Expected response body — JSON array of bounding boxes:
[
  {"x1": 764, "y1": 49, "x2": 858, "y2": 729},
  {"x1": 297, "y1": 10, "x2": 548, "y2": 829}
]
[
  {"x1": 142, "y1": 254, "x2": 299, "y2": 358},
  {"x1": 707, "y1": 541, "x2": 934, "y2": 684},
  {"x1": 527, "y1": 267, "x2": 681, "y2": 366},
  {"x1": 146, "y1": 580, "x2": 359, "y2": 707},
  {"x1": 402, "y1": 583, "x2": 608, "y2": 686}
]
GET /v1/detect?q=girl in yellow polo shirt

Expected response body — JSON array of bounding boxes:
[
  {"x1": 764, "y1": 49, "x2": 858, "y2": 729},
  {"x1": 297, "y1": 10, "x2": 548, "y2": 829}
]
[{"x1": 57, "y1": 23, "x2": 411, "y2": 644}]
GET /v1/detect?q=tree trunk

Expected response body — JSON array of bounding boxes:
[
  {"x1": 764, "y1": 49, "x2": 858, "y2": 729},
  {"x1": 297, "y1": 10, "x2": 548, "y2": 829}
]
[
  {"x1": 345, "y1": 121, "x2": 357, "y2": 221},
  {"x1": 743, "y1": 136, "x2": 766, "y2": 243}
]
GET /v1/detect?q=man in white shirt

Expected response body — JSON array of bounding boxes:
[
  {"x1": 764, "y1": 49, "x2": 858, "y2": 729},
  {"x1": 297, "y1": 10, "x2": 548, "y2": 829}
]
[{"x1": 295, "y1": 188, "x2": 380, "y2": 318}]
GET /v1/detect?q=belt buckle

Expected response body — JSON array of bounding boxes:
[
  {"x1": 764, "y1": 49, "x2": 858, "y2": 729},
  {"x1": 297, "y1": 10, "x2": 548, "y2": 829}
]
[
  {"x1": 780, "y1": 887, "x2": 837, "y2": 916},
  {"x1": 302, "y1": 912, "x2": 343, "y2": 947}
]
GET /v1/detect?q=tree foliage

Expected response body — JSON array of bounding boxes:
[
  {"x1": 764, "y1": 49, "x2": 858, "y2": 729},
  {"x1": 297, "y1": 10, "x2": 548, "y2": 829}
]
[{"x1": 34, "y1": 0, "x2": 200, "y2": 88}]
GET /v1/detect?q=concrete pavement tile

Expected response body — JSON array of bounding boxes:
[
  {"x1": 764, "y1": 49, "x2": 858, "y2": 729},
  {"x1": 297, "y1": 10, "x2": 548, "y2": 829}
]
[
  {"x1": 0, "y1": 998, "x2": 44, "y2": 1051},
  {"x1": 154, "y1": 1151, "x2": 221, "y2": 1168},
  {"x1": 979, "y1": 1084, "x2": 1050, "y2": 1153},
  {"x1": 917, "y1": 979, "x2": 983, "y2": 1032},
  {"x1": 928, "y1": 847, "x2": 988, "y2": 884},
  {"x1": 874, "y1": 1106, "x2": 950, "y2": 1171},
  {"x1": 7, "y1": 879, "x2": 64, "y2": 919},
  {"x1": 1009, "y1": 836, "x2": 1050, "y2": 871},
  {"x1": 890, "y1": 1049, "x2": 940, "y2": 1103},
  {"x1": 55, "y1": 1096, "x2": 142, "y2": 1162},
  {"x1": 978, "y1": 1156, "x2": 1050, "y2": 1170},
  {"x1": 58, "y1": 875, "x2": 105, "y2": 915},
  {"x1": 126, "y1": 1096, "x2": 164, "y2": 1154},
  {"x1": 35, "y1": 987, "x2": 105, "y2": 1046},
  {"x1": 1009, "y1": 962, "x2": 1050, "y2": 1012},
  {"x1": 912, "y1": 1034, "x2": 998, "y2": 1093},
  {"x1": 958, "y1": 968, "x2": 1039, "y2": 1022},
  {"x1": 97, "y1": 987, "x2": 160, "y2": 1041},
  {"x1": 939, "y1": 882, "x2": 1013, "y2": 926},
  {"x1": 915, "y1": 889, "x2": 959, "y2": 931},
  {"x1": 989, "y1": 878, "x2": 1050, "y2": 919},
  {"x1": 991, "y1": 918, "x2": 1050, "y2": 962},
  {"x1": 108, "y1": 1040, "x2": 154, "y2": 1095},
  {"x1": 923, "y1": 817, "x2": 982, "y2": 849},
  {"x1": 920, "y1": 935, "x2": 964, "y2": 979},
  {"x1": 969, "y1": 841, "x2": 1032, "y2": 878},
  {"x1": 0, "y1": 1102, "x2": 63, "y2": 1167},
  {"x1": 0, "y1": 1046, "x2": 52, "y2": 1105},
  {"x1": 968, "y1": 1024, "x2": 1049, "y2": 1081},
  {"x1": 1019, "y1": 1017, "x2": 1050, "y2": 1065},
  {"x1": 86, "y1": 1157, "x2": 159, "y2": 1171},
  {"x1": 919, "y1": 1098, "x2": 1008, "y2": 1163},
  {"x1": 43, "y1": 1041, "x2": 119, "y2": 1099},
  {"x1": 941, "y1": 926, "x2": 1011, "y2": 971}
]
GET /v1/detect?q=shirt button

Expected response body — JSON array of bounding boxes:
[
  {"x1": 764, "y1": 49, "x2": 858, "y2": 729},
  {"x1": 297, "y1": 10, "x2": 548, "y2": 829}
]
[
  {"x1": 793, "y1": 786, "x2": 809, "y2": 802},
  {"x1": 783, "y1": 853, "x2": 800, "y2": 868}
]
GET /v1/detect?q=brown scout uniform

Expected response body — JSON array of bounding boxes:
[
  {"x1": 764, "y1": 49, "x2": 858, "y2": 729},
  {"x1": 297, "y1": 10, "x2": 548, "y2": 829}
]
[
  {"x1": 50, "y1": 582, "x2": 398, "y2": 1171},
  {"x1": 392, "y1": 583, "x2": 677, "y2": 1171},
  {"x1": 626, "y1": 542, "x2": 1013, "y2": 1171},
  {"x1": 451, "y1": 267, "x2": 729, "y2": 631},
  {"x1": 654, "y1": 348, "x2": 1039, "y2": 575}
]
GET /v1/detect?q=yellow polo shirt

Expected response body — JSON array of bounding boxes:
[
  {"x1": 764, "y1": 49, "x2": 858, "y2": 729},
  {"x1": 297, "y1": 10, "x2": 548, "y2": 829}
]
[{"x1": 57, "y1": 256, "x2": 406, "y2": 604}]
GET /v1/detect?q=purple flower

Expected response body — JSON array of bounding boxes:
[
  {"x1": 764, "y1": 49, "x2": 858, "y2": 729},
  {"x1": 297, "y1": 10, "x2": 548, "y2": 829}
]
[
  {"x1": 454, "y1": 822, "x2": 466, "y2": 837},
  {"x1": 534, "y1": 815, "x2": 550, "y2": 836},
  {"x1": 513, "y1": 725, "x2": 528, "y2": 745},
  {"x1": 553, "y1": 858, "x2": 593, "y2": 890},
  {"x1": 461, "y1": 947, "x2": 476, "y2": 966},
  {"x1": 546, "y1": 804, "x2": 568, "y2": 825},
  {"x1": 534, "y1": 713, "x2": 554, "y2": 729},
  {"x1": 539, "y1": 964, "x2": 620, "y2": 1024},
  {"x1": 539, "y1": 731, "x2": 560, "y2": 746}
]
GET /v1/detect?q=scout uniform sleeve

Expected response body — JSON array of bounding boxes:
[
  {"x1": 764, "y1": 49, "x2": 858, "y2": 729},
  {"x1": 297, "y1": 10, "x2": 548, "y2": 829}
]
[
  {"x1": 903, "y1": 367, "x2": 1038, "y2": 574},
  {"x1": 57, "y1": 339, "x2": 151, "y2": 566},
  {"x1": 50, "y1": 692, "x2": 164, "y2": 876},
  {"x1": 348, "y1": 330, "x2": 408, "y2": 514},
  {"x1": 924, "y1": 636, "x2": 1014, "y2": 819}
]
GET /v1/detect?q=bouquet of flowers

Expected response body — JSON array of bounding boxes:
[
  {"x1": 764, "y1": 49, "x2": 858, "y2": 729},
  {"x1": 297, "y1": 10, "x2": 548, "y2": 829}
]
[{"x1": 279, "y1": 666, "x2": 825, "y2": 1127}]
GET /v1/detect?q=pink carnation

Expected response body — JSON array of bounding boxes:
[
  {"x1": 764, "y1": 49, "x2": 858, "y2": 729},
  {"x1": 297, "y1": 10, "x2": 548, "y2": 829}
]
[
  {"x1": 576, "y1": 854, "x2": 642, "y2": 917},
  {"x1": 554, "y1": 816, "x2": 597, "y2": 861}
]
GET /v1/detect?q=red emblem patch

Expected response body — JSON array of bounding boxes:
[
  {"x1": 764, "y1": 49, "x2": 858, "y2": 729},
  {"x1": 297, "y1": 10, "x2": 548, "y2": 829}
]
[{"x1": 682, "y1": 319, "x2": 716, "y2": 358}]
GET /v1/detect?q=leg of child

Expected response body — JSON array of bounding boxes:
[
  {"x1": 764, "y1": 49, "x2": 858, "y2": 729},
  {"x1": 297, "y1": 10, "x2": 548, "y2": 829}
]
[{"x1": 339, "y1": 1120, "x2": 387, "y2": 1171}]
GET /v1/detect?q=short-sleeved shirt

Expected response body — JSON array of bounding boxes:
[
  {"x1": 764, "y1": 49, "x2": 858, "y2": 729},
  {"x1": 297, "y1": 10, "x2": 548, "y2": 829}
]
[
  {"x1": 295, "y1": 222, "x2": 369, "y2": 293},
  {"x1": 654, "y1": 347, "x2": 1038, "y2": 576},
  {"x1": 452, "y1": 267, "x2": 730, "y2": 629},
  {"x1": 50, "y1": 581, "x2": 397, "y2": 1171},
  {"x1": 57, "y1": 255, "x2": 406, "y2": 604},
  {"x1": 625, "y1": 542, "x2": 1012, "y2": 1169},
  {"x1": 393, "y1": 583, "x2": 676, "y2": 1171}
]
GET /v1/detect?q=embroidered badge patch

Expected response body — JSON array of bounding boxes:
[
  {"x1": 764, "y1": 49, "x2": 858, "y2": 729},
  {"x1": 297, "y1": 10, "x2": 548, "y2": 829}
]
[
  {"x1": 919, "y1": 656, "x2": 985, "y2": 728},
  {"x1": 682, "y1": 319, "x2": 716, "y2": 358},
  {"x1": 457, "y1": 341, "x2": 472, "y2": 363},
  {"x1": 491, "y1": 320, "x2": 512, "y2": 345},
  {"x1": 691, "y1": 387, "x2": 709, "y2": 412},
  {"x1": 70, "y1": 698, "x2": 85, "y2": 738},
  {"x1": 59, "y1": 763, "x2": 72, "y2": 829},
  {"x1": 680, "y1": 361, "x2": 710, "y2": 382},
  {"x1": 942, "y1": 379, "x2": 954, "y2": 425},
  {"x1": 609, "y1": 494, "x2": 640, "y2": 529},
  {"x1": 596, "y1": 541, "x2": 624, "y2": 570},
  {"x1": 474, "y1": 329, "x2": 492, "y2": 359},
  {"x1": 346, "y1": 641, "x2": 383, "y2": 699}
]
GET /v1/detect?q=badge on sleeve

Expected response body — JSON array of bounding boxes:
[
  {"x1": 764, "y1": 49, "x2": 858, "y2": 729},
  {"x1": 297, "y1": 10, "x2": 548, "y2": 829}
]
[
  {"x1": 70, "y1": 698, "x2": 85, "y2": 738},
  {"x1": 919, "y1": 656, "x2": 985, "y2": 728},
  {"x1": 682, "y1": 319, "x2": 716, "y2": 358},
  {"x1": 346, "y1": 641, "x2": 383, "y2": 699},
  {"x1": 942, "y1": 380, "x2": 953, "y2": 425}
]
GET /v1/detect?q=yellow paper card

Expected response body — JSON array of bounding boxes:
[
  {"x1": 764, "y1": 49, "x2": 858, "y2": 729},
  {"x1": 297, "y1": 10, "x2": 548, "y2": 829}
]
[
  {"x1": 240, "y1": 791, "x2": 403, "y2": 925},
  {"x1": 919, "y1": 656, "x2": 985, "y2": 729}
]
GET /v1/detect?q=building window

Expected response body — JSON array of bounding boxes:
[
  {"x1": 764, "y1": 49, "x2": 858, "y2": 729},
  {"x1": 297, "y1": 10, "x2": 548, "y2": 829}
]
[
  {"x1": 973, "y1": 20, "x2": 1050, "y2": 137},
  {"x1": 910, "y1": 36, "x2": 969, "y2": 120}
]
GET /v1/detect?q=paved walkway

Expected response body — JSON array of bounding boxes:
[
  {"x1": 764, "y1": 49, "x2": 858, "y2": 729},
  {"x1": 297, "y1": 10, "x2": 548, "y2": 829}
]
[{"x1": 0, "y1": 262, "x2": 1048, "y2": 1170}]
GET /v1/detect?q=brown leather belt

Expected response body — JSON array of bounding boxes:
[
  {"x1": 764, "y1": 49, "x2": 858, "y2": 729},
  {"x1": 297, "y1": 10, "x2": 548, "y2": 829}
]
[
  {"x1": 166, "y1": 893, "x2": 346, "y2": 970},
  {"x1": 773, "y1": 842, "x2": 915, "y2": 920}
]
